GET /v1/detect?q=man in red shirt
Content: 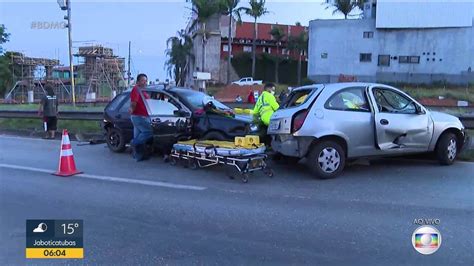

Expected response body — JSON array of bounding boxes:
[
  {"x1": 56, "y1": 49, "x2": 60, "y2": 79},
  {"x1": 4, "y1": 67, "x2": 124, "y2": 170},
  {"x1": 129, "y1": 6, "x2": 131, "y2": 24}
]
[{"x1": 129, "y1": 73, "x2": 152, "y2": 161}]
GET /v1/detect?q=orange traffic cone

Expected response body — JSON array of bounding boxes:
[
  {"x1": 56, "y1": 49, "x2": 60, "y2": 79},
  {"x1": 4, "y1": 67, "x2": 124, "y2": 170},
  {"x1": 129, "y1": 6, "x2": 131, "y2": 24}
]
[{"x1": 53, "y1": 129, "x2": 82, "y2": 177}]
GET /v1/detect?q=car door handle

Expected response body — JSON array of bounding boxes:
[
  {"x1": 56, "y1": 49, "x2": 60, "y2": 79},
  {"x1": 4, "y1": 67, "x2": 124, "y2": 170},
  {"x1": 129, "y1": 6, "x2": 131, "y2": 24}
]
[
  {"x1": 152, "y1": 118, "x2": 161, "y2": 123},
  {"x1": 380, "y1": 119, "x2": 389, "y2": 125}
]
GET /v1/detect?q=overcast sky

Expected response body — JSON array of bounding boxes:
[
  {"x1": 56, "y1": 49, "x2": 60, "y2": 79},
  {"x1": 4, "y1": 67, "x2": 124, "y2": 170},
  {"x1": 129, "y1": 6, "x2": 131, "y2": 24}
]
[{"x1": 0, "y1": 0, "x2": 343, "y2": 81}]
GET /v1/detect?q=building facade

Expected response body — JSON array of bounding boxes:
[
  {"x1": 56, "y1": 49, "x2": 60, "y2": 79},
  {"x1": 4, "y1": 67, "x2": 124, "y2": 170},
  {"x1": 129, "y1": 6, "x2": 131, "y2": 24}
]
[
  {"x1": 186, "y1": 15, "x2": 307, "y2": 86},
  {"x1": 308, "y1": 0, "x2": 474, "y2": 85}
]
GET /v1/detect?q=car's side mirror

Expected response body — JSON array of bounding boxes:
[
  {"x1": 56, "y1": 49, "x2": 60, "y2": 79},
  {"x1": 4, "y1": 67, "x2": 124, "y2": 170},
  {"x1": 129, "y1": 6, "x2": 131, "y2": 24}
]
[
  {"x1": 174, "y1": 110, "x2": 190, "y2": 117},
  {"x1": 415, "y1": 104, "x2": 425, "y2": 115}
]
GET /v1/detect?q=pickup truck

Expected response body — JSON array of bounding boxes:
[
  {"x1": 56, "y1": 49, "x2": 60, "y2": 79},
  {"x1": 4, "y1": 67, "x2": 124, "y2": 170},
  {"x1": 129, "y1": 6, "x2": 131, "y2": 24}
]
[{"x1": 232, "y1": 77, "x2": 263, "y2": 86}]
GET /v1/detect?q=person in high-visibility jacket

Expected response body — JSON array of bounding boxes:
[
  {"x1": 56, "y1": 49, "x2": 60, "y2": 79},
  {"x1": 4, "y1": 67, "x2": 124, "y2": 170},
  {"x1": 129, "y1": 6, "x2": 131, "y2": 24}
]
[{"x1": 253, "y1": 83, "x2": 279, "y2": 126}]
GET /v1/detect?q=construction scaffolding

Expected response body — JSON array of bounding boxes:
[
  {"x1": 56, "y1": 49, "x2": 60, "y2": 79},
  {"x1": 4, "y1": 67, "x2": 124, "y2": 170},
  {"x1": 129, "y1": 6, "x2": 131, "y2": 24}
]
[
  {"x1": 75, "y1": 45, "x2": 126, "y2": 101},
  {"x1": 4, "y1": 45, "x2": 127, "y2": 104},
  {"x1": 4, "y1": 52, "x2": 61, "y2": 103}
]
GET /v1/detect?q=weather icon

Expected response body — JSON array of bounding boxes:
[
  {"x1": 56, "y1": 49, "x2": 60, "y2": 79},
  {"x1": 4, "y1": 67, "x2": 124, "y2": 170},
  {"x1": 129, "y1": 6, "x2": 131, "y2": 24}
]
[{"x1": 33, "y1": 223, "x2": 48, "y2": 233}]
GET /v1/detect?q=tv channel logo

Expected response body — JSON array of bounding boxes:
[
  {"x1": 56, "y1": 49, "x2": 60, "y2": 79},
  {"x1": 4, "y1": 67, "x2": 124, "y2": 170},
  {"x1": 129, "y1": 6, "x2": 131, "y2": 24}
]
[{"x1": 412, "y1": 225, "x2": 442, "y2": 255}]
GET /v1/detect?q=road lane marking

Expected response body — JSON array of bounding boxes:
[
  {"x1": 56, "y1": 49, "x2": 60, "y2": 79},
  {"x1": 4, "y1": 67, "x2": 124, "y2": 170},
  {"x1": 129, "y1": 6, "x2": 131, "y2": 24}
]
[{"x1": 0, "y1": 163, "x2": 207, "y2": 191}]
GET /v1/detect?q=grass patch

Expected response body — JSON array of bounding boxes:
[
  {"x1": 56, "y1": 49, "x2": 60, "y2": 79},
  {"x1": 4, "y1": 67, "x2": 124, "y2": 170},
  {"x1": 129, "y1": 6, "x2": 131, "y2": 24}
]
[
  {"x1": 0, "y1": 104, "x2": 106, "y2": 112},
  {"x1": 0, "y1": 118, "x2": 102, "y2": 134},
  {"x1": 399, "y1": 87, "x2": 473, "y2": 103},
  {"x1": 206, "y1": 84, "x2": 290, "y2": 98},
  {"x1": 208, "y1": 84, "x2": 473, "y2": 103}
]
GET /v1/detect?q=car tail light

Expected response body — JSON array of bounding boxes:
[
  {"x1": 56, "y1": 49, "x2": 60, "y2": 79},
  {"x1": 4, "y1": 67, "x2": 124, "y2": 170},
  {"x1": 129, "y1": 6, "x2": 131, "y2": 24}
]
[{"x1": 292, "y1": 109, "x2": 309, "y2": 133}]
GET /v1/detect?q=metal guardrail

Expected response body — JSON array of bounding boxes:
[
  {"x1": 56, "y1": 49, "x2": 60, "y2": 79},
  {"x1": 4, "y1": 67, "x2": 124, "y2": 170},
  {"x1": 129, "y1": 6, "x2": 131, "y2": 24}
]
[
  {"x1": 461, "y1": 116, "x2": 474, "y2": 129},
  {"x1": 0, "y1": 110, "x2": 472, "y2": 129},
  {"x1": 0, "y1": 110, "x2": 103, "y2": 121}
]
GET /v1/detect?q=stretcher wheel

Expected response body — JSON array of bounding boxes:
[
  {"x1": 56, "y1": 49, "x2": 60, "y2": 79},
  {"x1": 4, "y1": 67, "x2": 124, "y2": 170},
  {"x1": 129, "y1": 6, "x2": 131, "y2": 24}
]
[
  {"x1": 169, "y1": 157, "x2": 177, "y2": 166},
  {"x1": 263, "y1": 168, "x2": 274, "y2": 178},
  {"x1": 241, "y1": 173, "x2": 249, "y2": 183},
  {"x1": 188, "y1": 159, "x2": 198, "y2": 170}
]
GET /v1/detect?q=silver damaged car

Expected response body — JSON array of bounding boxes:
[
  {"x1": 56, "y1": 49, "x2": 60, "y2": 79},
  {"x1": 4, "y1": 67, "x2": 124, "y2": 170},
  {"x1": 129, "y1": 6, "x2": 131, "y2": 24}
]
[{"x1": 268, "y1": 83, "x2": 469, "y2": 179}]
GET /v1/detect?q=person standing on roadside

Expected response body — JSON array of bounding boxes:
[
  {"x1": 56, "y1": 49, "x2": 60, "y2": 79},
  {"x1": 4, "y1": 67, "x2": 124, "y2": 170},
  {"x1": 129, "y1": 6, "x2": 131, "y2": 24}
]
[
  {"x1": 129, "y1": 73, "x2": 152, "y2": 161},
  {"x1": 38, "y1": 84, "x2": 59, "y2": 139}
]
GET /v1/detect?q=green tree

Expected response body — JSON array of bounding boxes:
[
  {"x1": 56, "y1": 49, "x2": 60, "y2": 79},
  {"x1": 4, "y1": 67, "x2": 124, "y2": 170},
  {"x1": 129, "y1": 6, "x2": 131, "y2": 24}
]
[
  {"x1": 220, "y1": 0, "x2": 243, "y2": 84},
  {"x1": 0, "y1": 24, "x2": 11, "y2": 97},
  {"x1": 269, "y1": 26, "x2": 285, "y2": 84},
  {"x1": 190, "y1": 0, "x2": 221, "y2": 72},
  {"x1": 0, "y1": 24, "x2": 10, "y2": 48},
  {"x1": 288, "y1": 30, "x2": 308, "y2": 86},
  {"x1": 240, "y1": 0, "x2": 269, "y2": 78},
  {"x1": 326, "y1": 0, "x2": 360, "y2": 19},
  {"x1": 165, "y1": 30, "x2": 194, "y2": 86}
]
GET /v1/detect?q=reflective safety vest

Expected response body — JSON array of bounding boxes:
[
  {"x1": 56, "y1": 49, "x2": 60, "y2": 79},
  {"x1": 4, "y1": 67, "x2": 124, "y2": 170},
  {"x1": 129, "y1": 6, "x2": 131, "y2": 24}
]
[{"x1": 253, "y1": 91, "x2": 279, "y2": 126}]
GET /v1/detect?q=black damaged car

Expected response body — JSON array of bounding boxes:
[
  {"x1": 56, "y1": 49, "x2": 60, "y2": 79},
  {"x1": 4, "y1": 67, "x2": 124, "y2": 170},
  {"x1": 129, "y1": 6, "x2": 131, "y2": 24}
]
[{"x1": 101, "y1": 86, "x2": 262, "y2": 152}]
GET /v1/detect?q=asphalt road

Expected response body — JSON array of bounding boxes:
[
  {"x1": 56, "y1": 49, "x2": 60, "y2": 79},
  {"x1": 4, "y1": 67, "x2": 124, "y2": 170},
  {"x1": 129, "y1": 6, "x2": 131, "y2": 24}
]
[{"x1": 0, "y1": 135, "x2": 473, "y2": 265}]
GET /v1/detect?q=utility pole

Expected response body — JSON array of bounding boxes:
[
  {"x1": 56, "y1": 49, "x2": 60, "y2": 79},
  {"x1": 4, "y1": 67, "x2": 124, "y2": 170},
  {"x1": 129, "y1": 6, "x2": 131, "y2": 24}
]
[
  {"x1": 58, "y1": 0, "x2": 75, "y2": 106},
  {"x1": 128, "y1": 41, "x2": 131, "y2": 88},
  {"x1": 66, "y1": 0, "x2": 75, "y2": 106}
]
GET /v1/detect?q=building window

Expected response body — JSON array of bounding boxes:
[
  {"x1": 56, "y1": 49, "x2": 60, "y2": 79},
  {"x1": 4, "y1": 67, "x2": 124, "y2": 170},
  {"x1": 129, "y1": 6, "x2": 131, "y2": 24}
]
[
  {"x1": 363, "y1": 31, "x2": 374, "y2": 38},
  {"x1": 410, "y1": 56, "x2": 420, "y2": 63},
  {"x1": 321, "y1": 52, "x2": 328, "y2": 59},
  {"x1": 360, "y1": 53, "x2": 372, "y2": 62},
  {"x1": 263, "y1": 47, "x2": 271, "y2": 53},
  {"x1": 399, "y1": 56, "x2": 420, "y2": 64},
  {"x1": 243, "y1": 46, "x2": 252, "y2": 52},
  {"x1": 378, "y1": 55, "x2": 390, "y2": 66},
  {"x1": 222, "y1": 45, "x2": 229, "y2": 52},
  {"x1": 282, "y1": 48, "x2": 289, "y2": 55},
  {"x1": 399, "y1": 56, "x2": 409, "y2": 63}
]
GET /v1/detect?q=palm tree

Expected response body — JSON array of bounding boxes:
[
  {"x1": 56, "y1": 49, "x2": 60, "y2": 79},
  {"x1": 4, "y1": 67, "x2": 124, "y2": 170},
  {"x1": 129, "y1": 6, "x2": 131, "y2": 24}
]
[
  {"x1": 269, "y1": 26, "x2": 285, "y2": 83},
  {"x1": 190, "y1": 0, "x2": 221, "y2": 72},
  {"x1": 240, "y1": 0, "x2": 269, "y2": 78},
  {"x1": 165, "y1": 30, "x2": 193, "y2": 86},
  {"x1": 220, "y1": 0, "x2": 243, "y2": 84},
  {"x1": 326, "y1": 0, "x2": 358, "y2": 19},
  {"x1": 288, "y1": 30, "x2": 308, "y2": 85}
]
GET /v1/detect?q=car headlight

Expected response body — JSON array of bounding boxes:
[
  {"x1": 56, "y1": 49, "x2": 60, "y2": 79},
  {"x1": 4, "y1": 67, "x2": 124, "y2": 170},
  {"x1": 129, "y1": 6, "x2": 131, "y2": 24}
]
[{"x1": 249, "y1": 123, "x2": 259, "y2": 132}]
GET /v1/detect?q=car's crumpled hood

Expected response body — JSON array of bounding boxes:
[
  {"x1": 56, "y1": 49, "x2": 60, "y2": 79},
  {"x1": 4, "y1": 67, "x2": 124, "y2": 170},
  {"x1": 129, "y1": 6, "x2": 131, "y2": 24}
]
[{"x1": 234, "y1": 114, "x2": 253, "y2": 122}]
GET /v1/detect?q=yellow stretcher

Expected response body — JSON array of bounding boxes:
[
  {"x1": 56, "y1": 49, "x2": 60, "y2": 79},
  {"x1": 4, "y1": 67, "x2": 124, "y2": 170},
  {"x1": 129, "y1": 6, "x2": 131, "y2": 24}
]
[
  {"x1": 170, "y1": 139, "x2": 273, "y2": 183},
  {"x1": 233, "y1": 108, "x2": 254, "y2": 115}
]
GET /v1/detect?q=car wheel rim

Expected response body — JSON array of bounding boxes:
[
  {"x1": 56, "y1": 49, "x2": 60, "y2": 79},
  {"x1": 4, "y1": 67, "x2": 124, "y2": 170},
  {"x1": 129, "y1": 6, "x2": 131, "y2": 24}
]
[
  {"x1": 447, "y1": 139, "x2": 457, "y2": 161},
  {"x1": 318, "y1": 147, "x2": 340, "y2": 174},
  {"x1": 109, "y1": 132, "x2": 120, "y2": 147}
]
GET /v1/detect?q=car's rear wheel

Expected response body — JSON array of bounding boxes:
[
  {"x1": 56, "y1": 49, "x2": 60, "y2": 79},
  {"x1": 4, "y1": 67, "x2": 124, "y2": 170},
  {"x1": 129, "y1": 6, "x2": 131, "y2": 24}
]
[
  {"x1": 435, "y1": 133, "x2": 457, "y2": 165},
  {"x1": 306, "y1": 140, "x2": 345, "y2": 179},
  {"x1": 106, "y1": 128, "x2": 126, "y2": 153},
  {"x1": 201, "y1": 131, "x2": 227, "y2": 141}
]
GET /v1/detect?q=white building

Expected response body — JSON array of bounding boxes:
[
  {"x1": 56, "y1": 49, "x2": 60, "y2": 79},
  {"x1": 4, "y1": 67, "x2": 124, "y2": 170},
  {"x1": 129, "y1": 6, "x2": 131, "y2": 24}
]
[{"x1": 308, "y1": 0, "x2": 474, "y2": 85}]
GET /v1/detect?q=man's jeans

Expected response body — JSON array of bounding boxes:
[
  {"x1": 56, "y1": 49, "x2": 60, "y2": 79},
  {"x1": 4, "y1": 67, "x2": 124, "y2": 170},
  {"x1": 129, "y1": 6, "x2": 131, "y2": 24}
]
[{"x1": 130, "y1": 115, "x2": 153, "y2": 146}]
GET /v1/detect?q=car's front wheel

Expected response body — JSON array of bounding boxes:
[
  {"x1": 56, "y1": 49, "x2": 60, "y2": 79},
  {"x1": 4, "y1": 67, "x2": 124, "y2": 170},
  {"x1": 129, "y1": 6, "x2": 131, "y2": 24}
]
[
  {"x1": 106, "y1": 128, "x2": 126, "y2": 153},
  {"x1": 306, "y1": 140, "x2": 346, "y2": 179},
  {"x1": 435, "y1": 132, "x2": 457, "y2": 165}
]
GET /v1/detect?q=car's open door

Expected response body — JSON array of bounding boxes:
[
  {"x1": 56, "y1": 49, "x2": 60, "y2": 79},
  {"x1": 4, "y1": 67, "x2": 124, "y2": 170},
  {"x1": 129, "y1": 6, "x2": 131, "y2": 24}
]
[
  {"x1": 144, "y1": 91, "x2": 192, "y2": 144},
  {"x1": 368, "y1": 86, "x2": 433, "y2": 151}
]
